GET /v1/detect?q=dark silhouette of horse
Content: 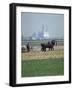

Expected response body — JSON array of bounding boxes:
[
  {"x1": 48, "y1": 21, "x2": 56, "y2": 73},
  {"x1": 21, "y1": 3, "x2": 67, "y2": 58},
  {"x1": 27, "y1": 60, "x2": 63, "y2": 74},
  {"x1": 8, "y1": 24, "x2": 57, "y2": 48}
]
[{"x1": 41, "y1": 40, "x2": 57, "y2": 51}]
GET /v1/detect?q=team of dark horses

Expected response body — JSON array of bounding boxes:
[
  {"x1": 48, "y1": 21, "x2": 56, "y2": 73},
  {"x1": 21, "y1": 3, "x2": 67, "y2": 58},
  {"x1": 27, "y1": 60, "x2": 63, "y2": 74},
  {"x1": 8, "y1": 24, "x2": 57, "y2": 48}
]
[
  {"x1": 41, "y1": 40, "x2": 57, "y2": 51},
  {"x1": 22, "y1": 40, "x2": 57, "y2": 52}
]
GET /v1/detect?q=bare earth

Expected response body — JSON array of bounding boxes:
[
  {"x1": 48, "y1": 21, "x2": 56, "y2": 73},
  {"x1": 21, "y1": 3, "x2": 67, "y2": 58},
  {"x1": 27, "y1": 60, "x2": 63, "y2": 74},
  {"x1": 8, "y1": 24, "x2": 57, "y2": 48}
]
[{"x1": 22, "y1": 46, "x2": 64, "y2": 60}]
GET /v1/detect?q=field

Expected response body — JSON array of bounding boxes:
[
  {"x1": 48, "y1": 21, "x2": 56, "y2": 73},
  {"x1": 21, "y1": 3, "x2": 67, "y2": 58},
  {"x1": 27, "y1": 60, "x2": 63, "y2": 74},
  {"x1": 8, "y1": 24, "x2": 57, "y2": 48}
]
[
  {"x1": 21, "y1": 39, "x2": 64, "y2": 77},
  {"x1": 22, "y1": 46, "x2": 64, "y2": 60},
  {"x1": 22, "y1": 58, "x2": 64, "y2": 77}
]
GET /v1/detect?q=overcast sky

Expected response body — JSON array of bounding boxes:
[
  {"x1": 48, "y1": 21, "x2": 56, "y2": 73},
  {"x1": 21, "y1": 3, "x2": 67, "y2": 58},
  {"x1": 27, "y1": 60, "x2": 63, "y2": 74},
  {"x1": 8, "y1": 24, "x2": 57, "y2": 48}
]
[{"x1": 21, "y1": 12, "x2": 64, "y2": 39}]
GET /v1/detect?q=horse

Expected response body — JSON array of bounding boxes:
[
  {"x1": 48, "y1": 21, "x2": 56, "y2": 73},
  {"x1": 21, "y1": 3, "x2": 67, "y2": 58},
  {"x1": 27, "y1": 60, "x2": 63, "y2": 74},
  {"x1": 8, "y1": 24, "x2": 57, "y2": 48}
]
[
  {"x1": 21, "y1": 45, "x2": 27, "y2": 52},
  {"x1": 41, "y1": 40, "x2": 57, "y2": 51}
]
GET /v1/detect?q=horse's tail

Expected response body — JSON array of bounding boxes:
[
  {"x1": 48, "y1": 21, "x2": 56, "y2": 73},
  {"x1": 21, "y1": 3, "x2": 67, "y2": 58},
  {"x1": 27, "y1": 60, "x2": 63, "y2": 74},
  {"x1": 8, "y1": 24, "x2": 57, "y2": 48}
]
[{"x1": 41, "y1": 43, "x2": 44, "y2": 47}]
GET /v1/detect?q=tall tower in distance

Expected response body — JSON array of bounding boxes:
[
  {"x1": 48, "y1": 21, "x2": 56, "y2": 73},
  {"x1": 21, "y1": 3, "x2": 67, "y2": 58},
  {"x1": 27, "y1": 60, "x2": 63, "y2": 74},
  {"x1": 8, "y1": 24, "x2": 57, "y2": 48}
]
[{"x1": 42, "y1": 24, "x2": 49, "y2": 39}]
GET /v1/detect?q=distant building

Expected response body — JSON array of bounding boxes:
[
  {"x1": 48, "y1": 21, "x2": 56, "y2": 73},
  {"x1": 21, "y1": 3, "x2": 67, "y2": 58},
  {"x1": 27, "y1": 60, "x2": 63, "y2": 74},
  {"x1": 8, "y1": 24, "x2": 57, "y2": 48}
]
[
  {"x1": 32, "y1": 32, "x2": 37, "y2": 40},
  {"x1": 22, "y1": 24, "x2": 50, "y2": 40},
  {"x1": 32, "y1": 24, "x2": 49, "y2": 40}
]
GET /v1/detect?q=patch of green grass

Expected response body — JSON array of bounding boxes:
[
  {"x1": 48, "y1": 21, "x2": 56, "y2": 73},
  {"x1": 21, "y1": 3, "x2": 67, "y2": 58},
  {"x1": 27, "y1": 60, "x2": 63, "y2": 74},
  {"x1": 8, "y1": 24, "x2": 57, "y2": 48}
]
[{"x1": 21, "y1": 58, "x2": 64, "y2": 77}]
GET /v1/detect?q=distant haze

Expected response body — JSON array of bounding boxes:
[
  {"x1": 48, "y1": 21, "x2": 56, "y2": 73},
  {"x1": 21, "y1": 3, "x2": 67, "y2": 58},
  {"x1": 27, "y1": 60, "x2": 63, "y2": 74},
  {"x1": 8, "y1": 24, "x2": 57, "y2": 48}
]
[{"x1": 21, "y1": 12, "x2": 64, "y2": 39}]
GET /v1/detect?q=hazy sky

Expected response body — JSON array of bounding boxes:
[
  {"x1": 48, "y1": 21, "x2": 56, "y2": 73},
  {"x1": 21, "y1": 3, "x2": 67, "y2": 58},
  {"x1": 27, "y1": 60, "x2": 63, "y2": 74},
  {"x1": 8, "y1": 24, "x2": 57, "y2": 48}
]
[{"x1": 21, "y1": 12, "x2": 64, "y2": 38}]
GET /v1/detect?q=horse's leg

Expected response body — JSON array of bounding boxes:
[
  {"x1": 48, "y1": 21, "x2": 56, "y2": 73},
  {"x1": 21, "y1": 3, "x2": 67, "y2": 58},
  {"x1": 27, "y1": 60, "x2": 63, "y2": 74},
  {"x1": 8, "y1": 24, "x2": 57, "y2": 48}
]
[
  {"x1": 51, "y1": 48, "x2": 52, "y2": 51},
  {"x1": 42, "y1": 47, "x2": 44, "y2": 51},
  {"x1": 41, "y1": 47, "x2": 43, "y2": 51},
  {"x1": 48, "y1": 47, "x2": 49, "y2": 51},
  {"x1": 45, "y1": 48, "x2": 46, "y2": 51},
  {"x1": 44, "y1": 47, "x2": 46, "y2": 51},
  {"x1": 53, "y1": 47, "x2": 54, "y2": 50},
  {"x1": 42, "y1": 48, "x2": 44, "y2": 51},
  {"x1": 49, "y1": 48, "x2": 50, "y2": 51},
  {"x1": 41, "y1": 46, "x2": 44, "y2": 51}
]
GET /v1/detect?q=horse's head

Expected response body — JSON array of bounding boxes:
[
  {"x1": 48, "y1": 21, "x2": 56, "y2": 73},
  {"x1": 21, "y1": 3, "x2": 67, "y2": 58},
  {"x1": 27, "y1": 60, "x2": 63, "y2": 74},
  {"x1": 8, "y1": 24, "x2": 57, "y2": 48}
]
[{"x1": 51, "y1": 40, "x2": 57, "y2": 46}]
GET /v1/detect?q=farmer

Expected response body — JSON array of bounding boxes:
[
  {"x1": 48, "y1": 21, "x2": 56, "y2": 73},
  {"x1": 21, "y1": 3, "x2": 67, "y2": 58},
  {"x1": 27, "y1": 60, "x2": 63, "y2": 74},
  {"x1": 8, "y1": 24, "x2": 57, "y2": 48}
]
[{"x1": 27, "y1": 42, "x2": 30, "y2": 52}]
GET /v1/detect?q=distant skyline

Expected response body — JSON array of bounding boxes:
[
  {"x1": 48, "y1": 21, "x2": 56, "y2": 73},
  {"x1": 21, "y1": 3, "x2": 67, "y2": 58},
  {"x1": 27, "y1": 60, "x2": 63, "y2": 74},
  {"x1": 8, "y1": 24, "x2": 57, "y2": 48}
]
[{"x1": 21, "y1": 12, "x2": 64, "y2": 39}]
